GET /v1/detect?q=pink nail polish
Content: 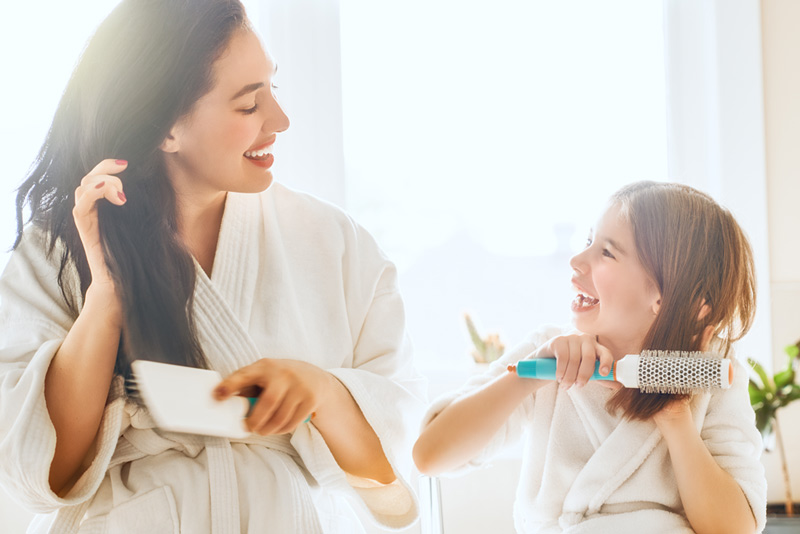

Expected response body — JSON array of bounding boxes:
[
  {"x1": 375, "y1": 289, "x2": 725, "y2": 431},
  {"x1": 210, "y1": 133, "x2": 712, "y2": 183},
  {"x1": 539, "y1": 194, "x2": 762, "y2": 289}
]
[
  {"x1": 118, "y1": 191, "x2": 127, "y2": 202},
  {"x1": 95, "y1": 181, "x2": 105, "y2": 189},
  {"x1": 115, "y1": 159, "x2": 128, "y2": 165}
]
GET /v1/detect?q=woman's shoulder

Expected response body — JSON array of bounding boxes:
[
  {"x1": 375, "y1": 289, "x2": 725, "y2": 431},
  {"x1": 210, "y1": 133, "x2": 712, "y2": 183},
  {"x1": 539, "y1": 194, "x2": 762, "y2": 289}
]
[
  {"x1": 0, "y1": 223, "x2": 77, "y2": 328},
  {"x1": 264, "y1": 182, "x2": 354, "y2": 224},
  {"x1": 261, "y1": 183, "x2": 383, "y2": 253}
]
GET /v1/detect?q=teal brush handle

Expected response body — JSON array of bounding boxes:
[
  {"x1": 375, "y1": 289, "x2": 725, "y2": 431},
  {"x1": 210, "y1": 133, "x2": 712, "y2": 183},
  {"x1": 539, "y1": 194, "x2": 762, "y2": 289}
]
[
  {"x1": 514, "y1": 359, "x2": 614, "y2": 381},
  {"x1": 246, "y1": 397, "x2": 313, "y2": 423}
]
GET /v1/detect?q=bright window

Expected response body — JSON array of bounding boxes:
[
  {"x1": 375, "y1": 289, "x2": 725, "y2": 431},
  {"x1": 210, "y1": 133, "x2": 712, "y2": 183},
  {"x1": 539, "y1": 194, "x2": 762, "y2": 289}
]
[{"x1": 340, "y1": 0, "x2": 669, "y2": 368}]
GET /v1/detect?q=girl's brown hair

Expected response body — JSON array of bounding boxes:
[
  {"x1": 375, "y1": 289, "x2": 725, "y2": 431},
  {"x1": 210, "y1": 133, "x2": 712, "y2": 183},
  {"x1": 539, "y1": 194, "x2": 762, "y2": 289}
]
[{"x1": 606, "y1": 181, "x2": 756, "y2": 420}]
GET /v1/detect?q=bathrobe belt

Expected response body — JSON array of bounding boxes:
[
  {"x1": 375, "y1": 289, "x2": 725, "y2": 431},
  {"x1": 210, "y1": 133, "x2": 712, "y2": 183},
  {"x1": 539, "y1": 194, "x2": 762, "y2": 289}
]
[{"x1": 49, "y1": 431, "x2": 304, "y2": 534}]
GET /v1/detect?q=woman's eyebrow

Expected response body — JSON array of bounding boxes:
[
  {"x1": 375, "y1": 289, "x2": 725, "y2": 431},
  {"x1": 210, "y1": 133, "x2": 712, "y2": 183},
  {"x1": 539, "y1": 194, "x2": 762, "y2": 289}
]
[{"x1": 230, "y1": 82, "x2": 265, "y2": 101}]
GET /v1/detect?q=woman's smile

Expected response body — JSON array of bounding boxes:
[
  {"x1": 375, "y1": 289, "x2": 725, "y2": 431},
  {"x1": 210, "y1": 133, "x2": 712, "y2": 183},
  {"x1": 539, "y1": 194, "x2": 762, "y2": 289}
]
[{"x1": 244, "y1": 141, "x2": 275, "y2": 168}]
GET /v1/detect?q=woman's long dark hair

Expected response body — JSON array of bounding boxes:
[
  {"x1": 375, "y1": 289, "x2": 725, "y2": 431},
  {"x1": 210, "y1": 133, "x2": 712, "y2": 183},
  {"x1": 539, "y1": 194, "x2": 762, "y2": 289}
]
[
  {"x1": 14, "y1": 0, "x2": 247, "y2": 383},
  {"x1": 606, "y1": 181, "x2": 756, "y2": 420}
]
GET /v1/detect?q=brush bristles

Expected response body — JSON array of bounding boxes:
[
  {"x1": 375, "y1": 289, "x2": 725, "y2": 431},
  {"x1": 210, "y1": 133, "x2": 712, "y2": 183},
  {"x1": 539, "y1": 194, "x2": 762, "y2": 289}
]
[{"x1": 638, "y1": 350, "x2": 726, "y2": 394}]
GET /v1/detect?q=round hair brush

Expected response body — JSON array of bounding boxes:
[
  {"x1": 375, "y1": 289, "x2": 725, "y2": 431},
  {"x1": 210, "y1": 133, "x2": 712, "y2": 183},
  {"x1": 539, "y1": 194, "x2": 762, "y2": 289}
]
[{"x1": 507, "y1": 350, "x2": 732, "y2": 394}]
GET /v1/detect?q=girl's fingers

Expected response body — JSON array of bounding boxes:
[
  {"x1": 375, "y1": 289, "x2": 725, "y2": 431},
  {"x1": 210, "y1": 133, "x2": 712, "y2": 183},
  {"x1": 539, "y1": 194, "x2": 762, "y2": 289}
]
[
  {"x1": 560, "y1": 337, "x2": 582, "y2": 389},
  {"x1": 553, "y1": 338, "x2": 568, "y2": 383},
  {"x1": 576, "y1": 338, "x2": 598, "y2": 387},
  {"x1": 596, "y1": 344, "x2": 615, "y2": 377}
]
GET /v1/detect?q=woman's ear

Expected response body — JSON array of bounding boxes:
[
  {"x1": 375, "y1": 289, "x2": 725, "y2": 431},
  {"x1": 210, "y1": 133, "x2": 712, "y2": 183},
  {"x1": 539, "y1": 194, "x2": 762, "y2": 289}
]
[{"x1": 160, "y1": 123, "x2": 183, "y2": 153}]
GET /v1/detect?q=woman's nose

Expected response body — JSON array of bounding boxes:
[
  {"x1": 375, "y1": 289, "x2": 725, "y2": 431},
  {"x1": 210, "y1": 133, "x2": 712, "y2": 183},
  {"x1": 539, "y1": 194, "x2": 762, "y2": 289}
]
[{"x1": 264, "y1": 96, "x2": 290, "y2": 134}]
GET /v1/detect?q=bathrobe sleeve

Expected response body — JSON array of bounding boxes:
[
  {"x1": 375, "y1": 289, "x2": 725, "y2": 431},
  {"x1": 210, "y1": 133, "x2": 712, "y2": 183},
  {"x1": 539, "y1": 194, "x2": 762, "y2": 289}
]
[
  {"x1": 419, "y1": 324, "x2": 565, "y2": 475},
  {"x1": 290, "y1": 217, "x2": 428, "y2": 530},
  {"x1": 700, "y1": 356, "x2": 767, "y2": 532},
  {"x1": 0, "y1": 227, "x2": 126, "y2": 513}
]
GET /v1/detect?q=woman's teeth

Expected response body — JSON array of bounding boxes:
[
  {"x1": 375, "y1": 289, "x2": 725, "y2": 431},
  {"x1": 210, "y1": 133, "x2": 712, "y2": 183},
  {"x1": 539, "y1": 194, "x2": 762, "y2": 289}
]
[
  {"x1": 574, "y1": 293, "x2": 600, "y2": 308},
  {"x1": 244, "y1": 146, "x2": 273, "y2": 160}
]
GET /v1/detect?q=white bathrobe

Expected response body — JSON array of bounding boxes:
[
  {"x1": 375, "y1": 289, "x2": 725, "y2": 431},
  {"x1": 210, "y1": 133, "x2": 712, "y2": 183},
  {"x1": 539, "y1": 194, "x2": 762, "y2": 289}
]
[
  {"x1": 0, "y1": 183, "x2": 427, "y2": 533},
  {"x1": 424, "y1": 325, "x2": 767, "y2": 533}
]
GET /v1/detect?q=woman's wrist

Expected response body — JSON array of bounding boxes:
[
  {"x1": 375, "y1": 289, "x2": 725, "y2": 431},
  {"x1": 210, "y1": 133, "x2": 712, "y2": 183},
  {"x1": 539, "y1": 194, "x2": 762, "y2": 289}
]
[{"x1": 84, "y1": 283, "x2": 124, "y2": 329}]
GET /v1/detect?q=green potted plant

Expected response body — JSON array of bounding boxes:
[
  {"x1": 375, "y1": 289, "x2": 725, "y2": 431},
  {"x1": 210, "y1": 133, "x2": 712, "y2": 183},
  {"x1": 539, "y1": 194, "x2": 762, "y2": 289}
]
[
  {"x1": 748, "y1": 339, "x2": 800, "y2": 527},
  {"x1": 464, "y1": 313, "x2": 504, "y2": 364}
]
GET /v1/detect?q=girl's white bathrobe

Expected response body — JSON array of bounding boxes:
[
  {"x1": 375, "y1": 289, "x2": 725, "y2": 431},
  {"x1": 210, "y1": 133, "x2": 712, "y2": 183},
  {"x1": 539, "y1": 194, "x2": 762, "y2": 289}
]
[
  {"x1": 0, "y1": 184, "x2": 427, "y2": 534},
  {"x1": 424, "y1": 325, "x2": 767, "y2": 533}
]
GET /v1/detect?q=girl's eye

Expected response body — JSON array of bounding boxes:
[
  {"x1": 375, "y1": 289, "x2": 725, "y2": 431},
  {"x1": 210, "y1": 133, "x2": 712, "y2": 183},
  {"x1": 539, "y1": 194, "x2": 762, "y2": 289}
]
[
  {"x1": 241, "y1": 104, "x2": 259, "y2": 115},
  {"x1": 602, "y1": 248, "x2": 616, "y2": 259},
  {"x1": 271, "y1": 83, "x2": 279, "y2": 90},
  {"x1": 585, "y1": 237, "x2": 593, "y2": 248}
]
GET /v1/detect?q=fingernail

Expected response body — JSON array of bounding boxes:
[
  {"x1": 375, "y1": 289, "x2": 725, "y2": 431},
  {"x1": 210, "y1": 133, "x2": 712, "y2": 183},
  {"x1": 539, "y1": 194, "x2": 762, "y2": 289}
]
[
  {"x1": 601, "y1": 366, "x2": 609, "y2": 375},
  {"x1": 214, "y1": 386, "x2": 227, "y2": 398},
  {"x1": 116, "y1": 159, "x2": 128, "y2": 165},
  {"x1": 95, "y1": 181, "x2": 105, "y2": 189},
  {"x1": 118, "y1": 191, "x2": 127, "y2": 203}
]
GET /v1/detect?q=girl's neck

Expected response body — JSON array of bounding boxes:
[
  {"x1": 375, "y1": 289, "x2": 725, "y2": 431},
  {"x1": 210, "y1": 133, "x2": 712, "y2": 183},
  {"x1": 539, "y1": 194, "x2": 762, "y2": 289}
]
[{"x1": 596, "y1": 335, "x2": 644, "y2": 361}]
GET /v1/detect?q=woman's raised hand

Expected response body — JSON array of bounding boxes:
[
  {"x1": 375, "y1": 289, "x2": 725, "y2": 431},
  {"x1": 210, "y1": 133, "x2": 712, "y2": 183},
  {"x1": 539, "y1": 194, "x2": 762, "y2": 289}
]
[
  {"x1": 531, "y1": 333, "x2": 616, "y2": 390},
  {"x1": 213, "y1": 359, "x2": 329, "y2": 435},
  {"x1": 72, "y1": 159, "x2": 128, "y2": 287}
]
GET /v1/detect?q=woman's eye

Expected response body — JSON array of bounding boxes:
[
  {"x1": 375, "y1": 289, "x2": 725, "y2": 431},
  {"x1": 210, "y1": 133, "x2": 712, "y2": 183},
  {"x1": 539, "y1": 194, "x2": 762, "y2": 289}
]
[
  {"x1": 241, "y1": 104, "x2": 259, "y2": 115},
  {"x1": 585, "y1": 238, "x2": 593, "y2": 248},
  {"x1": 271, "y1": 83, "x2": 279, "y2": 90},
  {"x1": 602, "y1": 248, "x2": 616, "y2": 259}
]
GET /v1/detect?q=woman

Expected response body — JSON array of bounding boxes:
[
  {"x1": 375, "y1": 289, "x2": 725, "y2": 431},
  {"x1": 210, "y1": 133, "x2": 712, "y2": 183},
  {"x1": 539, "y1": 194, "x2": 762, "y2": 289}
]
[
  {"x1": 0, "y1": 1, "x2": 425, "y2": 532},
  {"x1": 414, "y1": 181, "x2": 766, "y2": 533}
]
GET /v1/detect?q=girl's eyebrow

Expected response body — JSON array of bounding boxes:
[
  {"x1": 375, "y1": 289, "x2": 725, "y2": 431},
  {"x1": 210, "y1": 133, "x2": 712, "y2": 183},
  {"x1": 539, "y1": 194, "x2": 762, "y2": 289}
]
[{"x1": 602, "y1": 236, "x2": 627, "y2": 255}]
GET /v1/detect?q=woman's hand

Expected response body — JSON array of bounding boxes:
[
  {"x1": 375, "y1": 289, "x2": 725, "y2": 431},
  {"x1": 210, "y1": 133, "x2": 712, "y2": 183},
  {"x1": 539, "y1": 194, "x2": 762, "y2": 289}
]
[
  {"x1": 213, "y1": 359, "x2": 329, "y2": 435},
  {"x1": 72, "y1": 159, "x2": 128, "y2": 288},
  {"x1": 531, "y1": 333, "x2": 615, "y2": 390}
]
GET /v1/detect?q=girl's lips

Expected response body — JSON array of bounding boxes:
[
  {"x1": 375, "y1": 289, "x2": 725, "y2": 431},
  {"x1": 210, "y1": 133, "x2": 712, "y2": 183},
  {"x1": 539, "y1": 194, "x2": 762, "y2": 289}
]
[{"x1": 571, "y1": 293, "x2": 600, "y2": 313}]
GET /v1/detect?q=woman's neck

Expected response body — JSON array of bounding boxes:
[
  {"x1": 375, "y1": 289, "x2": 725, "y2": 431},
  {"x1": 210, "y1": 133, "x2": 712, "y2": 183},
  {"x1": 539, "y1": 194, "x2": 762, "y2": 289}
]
[{"x1": 176, "y1": 189, "x2": 228, "y2": 276}]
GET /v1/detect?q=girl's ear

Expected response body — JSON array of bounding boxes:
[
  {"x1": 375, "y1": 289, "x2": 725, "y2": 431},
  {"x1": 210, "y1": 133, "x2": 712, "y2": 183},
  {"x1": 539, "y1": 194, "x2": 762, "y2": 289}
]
[{"x1": 651, "y1": 298, "x2": 661, "y2": 316}]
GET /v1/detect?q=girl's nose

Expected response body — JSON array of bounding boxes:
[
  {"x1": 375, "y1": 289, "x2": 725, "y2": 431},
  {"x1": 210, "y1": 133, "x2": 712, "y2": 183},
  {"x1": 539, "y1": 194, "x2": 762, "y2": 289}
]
[{"x1": 569, "y1": 249, "x2": 588, "y2": 274}]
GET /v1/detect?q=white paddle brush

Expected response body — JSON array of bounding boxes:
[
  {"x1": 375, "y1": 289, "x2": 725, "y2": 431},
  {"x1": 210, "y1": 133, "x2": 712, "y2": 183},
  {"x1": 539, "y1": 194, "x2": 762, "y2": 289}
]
[{"x1": 130, "y1": 360, "x2": 252, "y2": 438}]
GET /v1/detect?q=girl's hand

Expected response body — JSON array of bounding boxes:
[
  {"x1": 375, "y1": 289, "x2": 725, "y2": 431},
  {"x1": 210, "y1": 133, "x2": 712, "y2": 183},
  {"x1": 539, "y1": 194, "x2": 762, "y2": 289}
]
[
  {"x1": 531, "y1": 333, "x2": 615, "y2": 390},
  {"x1": 653, "y1": 396, "x2": 693, "y2": 429},
  {"x1": 213, "y1": 359, "x2": 328, "y2": 435},
  {"x1": 72, "y1": 159, "x2": 128, "y2": 287}
]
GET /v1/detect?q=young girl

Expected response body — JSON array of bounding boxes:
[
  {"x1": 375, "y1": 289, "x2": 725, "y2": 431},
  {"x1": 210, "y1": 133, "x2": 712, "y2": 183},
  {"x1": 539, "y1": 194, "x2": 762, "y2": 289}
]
[
  {"x1": 0, "y1": 1, "x2": 424, "y2": 532},
  {"x1": 414, "y1": 181, "x2": 767, "y2": 533}
]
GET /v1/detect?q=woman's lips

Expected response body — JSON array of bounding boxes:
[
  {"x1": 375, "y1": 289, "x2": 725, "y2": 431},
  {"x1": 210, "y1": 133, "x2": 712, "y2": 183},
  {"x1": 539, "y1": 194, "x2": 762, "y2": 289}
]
[
  {"x1": 245, "y1": 153, "x2": 274, "y2": 168},
  {"x1": 244, "y1": 142, "x2": 275, "y2": 168}
]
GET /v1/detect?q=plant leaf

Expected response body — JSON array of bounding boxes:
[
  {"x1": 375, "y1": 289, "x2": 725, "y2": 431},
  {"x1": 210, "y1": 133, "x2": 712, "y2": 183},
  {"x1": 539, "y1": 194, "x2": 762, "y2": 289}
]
[
  {"x1": 754, "y1": 404, "x2": 774, "y2": 436},
  {"x1": 775, "y1": 369, "x2": 795, "y2": 390},
  {"x1": 748, "y1": 358, "x2": 775, "y2": 394},
  {"x1": 749, "y1": 380, "x2": 767, "y2": 405},
  {"x1": 786, "y1": 344, "x2": 800, "y2": 359}
]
